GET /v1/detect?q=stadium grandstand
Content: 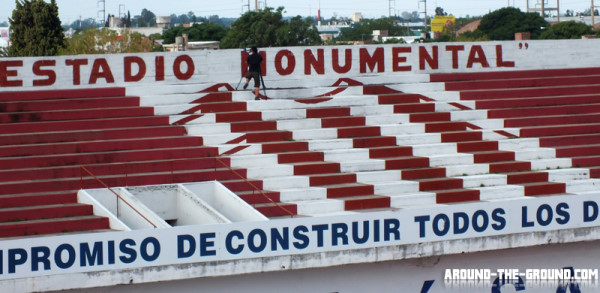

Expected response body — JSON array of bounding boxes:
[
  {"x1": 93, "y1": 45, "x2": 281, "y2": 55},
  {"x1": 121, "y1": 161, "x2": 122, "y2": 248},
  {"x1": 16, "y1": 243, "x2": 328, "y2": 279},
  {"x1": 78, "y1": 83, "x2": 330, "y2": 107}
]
[{"x1": 1, "y1": 39, "x2": 600, "y2": 292}]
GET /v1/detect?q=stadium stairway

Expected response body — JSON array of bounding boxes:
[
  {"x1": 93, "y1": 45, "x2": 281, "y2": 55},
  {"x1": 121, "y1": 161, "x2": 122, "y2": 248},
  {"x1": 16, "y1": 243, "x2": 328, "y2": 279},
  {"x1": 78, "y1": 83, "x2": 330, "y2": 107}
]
[
  {"x1": 159, "y1": 69, "x2": 600, "y2": 217},
  {"x1": 429, "y1": 67, "x2": 600, "y2": 194}
]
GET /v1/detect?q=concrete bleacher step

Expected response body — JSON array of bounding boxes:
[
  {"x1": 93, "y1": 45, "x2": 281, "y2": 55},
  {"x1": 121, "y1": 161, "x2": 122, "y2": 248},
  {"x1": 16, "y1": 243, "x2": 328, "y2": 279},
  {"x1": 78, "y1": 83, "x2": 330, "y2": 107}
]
[
  {"x1": 475, "y1": 94, "x2": 600, "y2": 110},
  {"x1": 460, "y1": 84, "x2": 600, "y2": 100},
  {"x1": 0, "y1": 203, "x2": 94, "y2": 222},
  {"x1": 0, "y1": 115, "x2": 171, "y2": 135},
  {"x1": 0, "y1": 157, "x2": 230, "y2": 183},
  {"x1": 0, "y1": 136, "x2": 203, "y2": 157},
  {"x1": 0, "y1": 166, "x2": 247, "y2": 195},
  {"x1": 0, "y1": 215, "x2": 110, "y2": 238},
  {"x1": 489, "y1": 104, "x2": 600, "y2": 119},
  {"x1": 0, "y1": 192, "x2": 77, "y2": 209},
  {"x1": 430, "y1": 67, "x2": 600, "y2": 83},
  {"x1": 0, "y1": 87, "x2": 126, "y2": 102},
  {"x1": 0, "y1": 125, "x2": 189, "y2": 146},
  {"x1": 0, "y1": 95, "x2": 141, "y2": 112},
  {"x1": 0, "y1": 146, "x2": 218, "y2": 170},
  {"x1": 444, "y1": 74, "x2": 600, "y2": 91},
  {"x1": 0, "y1": 106, "x2": 155, "y2": 123}
]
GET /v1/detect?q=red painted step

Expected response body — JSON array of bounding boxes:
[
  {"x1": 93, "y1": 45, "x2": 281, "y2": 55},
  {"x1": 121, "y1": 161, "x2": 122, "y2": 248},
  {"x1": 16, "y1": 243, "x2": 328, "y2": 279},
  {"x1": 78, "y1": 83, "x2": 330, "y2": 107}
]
[
  {"x1": 385, "y1": 157, "x2": 430, "y2": 169},
  {"x1": 345, "y1": 195, "x2": 390, "y2": 210},
  {"x1": 520, "y1": 123, "x2": 600, "y2": 137},
  {"x1": 0, "y1": 204, "x2": 93, "y2": 222},
  {"x1": 0, "y1": 216, "x2": 110, "y2": 237},
  {"x1": 0, "y1": 125, "x2": 188, "y2": 146},
  {"x1": 0, "y1": 96, "x2": 140, "y2": 112},
  {"x1": 475, "y1": 94, "x2": 600, "y2": 110},
  {"x1": 436, "y1": 189, "x2": 480, "y2": 203},
  {"x1": 0, "y1": 87, "x2": 126, "y2": 102},
  {"x1": 307, "y1": 107, "x2": 350, "y2": 118},
  {"x1": 572, "y1": 156, "x2": 600, "y2": 167},
  {"x1": 231, "y1": 121, "x2": 277, "y2": 132},
  {"x1": 278, "y1": 151, "x2": 324, "y2": 163},
  {"x1": 445, "y1": 75, "x2": 600, "y2": 91},
  {"x1": 473, "y1": 151, "x2": 515, "y2": 163},
  {"x1": 539, "y1": 134, "x2": 600, "y2": 147},
  {"x1": 0, "y1": 146, "x2": 218, "y2": 170},
  {"x1": 394, "y1": 103, "x2": 434, "y2": 113},
  {"x1": 0, "y1": 116, "x2": 170, "y2": 135},
  {"x1": 431, "y1": 67, "x2": 600, "y2": 82},
  {"x1": 402, "y1": 167, "x2": 446, "y2": 180},
  {"x1": 0, "y1": 157, "x2": 229, "y2": 183},
  {"x1": 293, "y1": 162, "x2": 340, "y2": 175},
  {"x1": 523, "y1": 182, "x2": 566, "y2": 196},
  {"x1": 338, "y1": 126, "x2": 381, "y2": 138},
  {"x1": 0, "y1": 107, "x2": 155, "y2": 123},
  {"x1": 505, "y1": 113, "x2": 600, "y2": 128},
  {"x1": 0, "y1": 192, "x2": 77, "y2": 208},
  {"x1": 354, "y1": 136, "x2": 397, "y2": 148},
  {"x1": 378, "y1": 94, "x2": 421, "y2": 104},
  {"x1": 215, "y1": 111, "x2": 262, "y2": 123},
  {"x1": 0, "y1": 136, "x2": 203, "y2": 157},
  {"x1": 507, "y1": 172, "x2": 549, "y2": 184},
  {"x1": 310, "y1": 173, "x2": 357, "y2": 186},
  {"x1": 245, "y1": 130, "x2": 292, "y2": 143},
  {"x1": 425, "y1": 121, "x2": 468, "y2": 132},
  {"x1": 322, "y1": 116, "x2": 366, "y2": 128},
  {"x1": 489, "y1": 104, "x2": 600, "y2": 119},
  {"x1": 410, "y1": 112, "x2": 450, "y2": 122},
  {"x1": 460, "y1": 85, "x2": 600, "y2": 101},
  {"x1": 369, "y1": 146, "x2": 413, "y2": 158},
  {"x1": 262, "y1": 141, "x2": 309, "y2": 153},
  {"x1": 555, "y1": 144, "x2": 600, "y2": 157},
  {"x1": 0, "y1": 168, "x2": 246, "y2": 196}
]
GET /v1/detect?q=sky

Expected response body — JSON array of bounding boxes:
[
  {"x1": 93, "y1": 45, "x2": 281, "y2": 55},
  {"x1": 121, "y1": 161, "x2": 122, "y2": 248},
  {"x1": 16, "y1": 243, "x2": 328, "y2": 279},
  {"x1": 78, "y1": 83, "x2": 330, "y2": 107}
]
[{"x1": 1, "y1": 0, "x2": 596, "y2": 25}]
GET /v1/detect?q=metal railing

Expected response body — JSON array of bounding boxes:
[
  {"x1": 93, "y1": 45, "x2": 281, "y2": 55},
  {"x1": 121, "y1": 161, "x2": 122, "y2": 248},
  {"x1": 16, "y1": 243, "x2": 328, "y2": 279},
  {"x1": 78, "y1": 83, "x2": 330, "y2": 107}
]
[
  {"x1": 80, "y1": 166, "x2": 158, "y2": 228},
  {"x1": 214, "y1": 157, "x2": 295, "y2": 217},
  {"x1": 79, "y1": 158, "x2": 295, "y2": 220}
]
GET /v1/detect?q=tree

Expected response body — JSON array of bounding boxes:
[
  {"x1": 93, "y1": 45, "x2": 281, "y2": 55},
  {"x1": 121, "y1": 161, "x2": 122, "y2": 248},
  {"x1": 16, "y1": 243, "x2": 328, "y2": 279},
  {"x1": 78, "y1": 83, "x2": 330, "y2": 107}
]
[
  {"x1": 477, "y1": 7, "x2": 548, "y2": 40},
  {"x1": 275, "y1": 16, "x2": 321, "y2": 46},
  {"x1": 60, "y1": 28, "x2": 159, "y2": 55},
  {"x1": 137, "y1": 9, "x2": 156, "y2": 27},
  {"x1": 338, "y1": 17, "x2": 406, "y2": 42},
  {"x1": 9, "y1": 0, "x2": 65, "y2": 57},
  {"x1": 435, "y1": 7, "x2": 448, "y2": 16},
  {"x1": 220, "y1": 7, "x2": 285, "y2": 48},
  {"x1": 162, "y1": 22, "x2": 228, "y2": 44},
  {"x1": 540, "y1": 21, "x2": 592, "y2": 39}
]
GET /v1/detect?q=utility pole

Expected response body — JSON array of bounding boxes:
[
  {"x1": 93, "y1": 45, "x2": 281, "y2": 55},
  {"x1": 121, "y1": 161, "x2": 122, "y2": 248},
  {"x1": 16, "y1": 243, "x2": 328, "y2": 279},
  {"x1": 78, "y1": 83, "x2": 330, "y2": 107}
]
[
  {"x1": 241, "y1": 0, "x2": 250, "y2": 13},
  {"x1": 593, "y1": 0, "x2": 597, "y2": 26},
  {"x1": 97, "y1": 0, "x2": 105, "y2": 27},
  {"x1": 419, "y1": 0, "x2": 427, "y2": 30},
  {"x1": 255, "y1": 0, "x2": 258, "y2": 11}
]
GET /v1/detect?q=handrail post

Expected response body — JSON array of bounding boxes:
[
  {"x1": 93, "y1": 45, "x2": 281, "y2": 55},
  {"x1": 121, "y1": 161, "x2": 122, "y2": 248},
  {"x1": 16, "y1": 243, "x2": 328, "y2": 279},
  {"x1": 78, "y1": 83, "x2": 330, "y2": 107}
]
[{"x1": 79, "y1": 166, "x2": 157, "y2": 228}]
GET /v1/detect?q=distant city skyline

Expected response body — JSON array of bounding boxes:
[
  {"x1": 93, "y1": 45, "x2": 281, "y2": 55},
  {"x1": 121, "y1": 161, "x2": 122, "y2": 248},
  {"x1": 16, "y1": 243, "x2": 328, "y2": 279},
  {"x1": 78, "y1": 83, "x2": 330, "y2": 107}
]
[{"x1": 1, "y1": 0, "x2": 596, "y2": 25}]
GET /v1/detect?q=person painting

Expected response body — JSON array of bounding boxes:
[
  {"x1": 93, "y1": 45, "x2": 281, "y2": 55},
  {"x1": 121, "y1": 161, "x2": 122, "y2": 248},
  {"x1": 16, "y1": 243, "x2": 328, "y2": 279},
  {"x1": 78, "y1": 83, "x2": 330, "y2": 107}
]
[{"x1": 243, "y1": 46, "x2": 264, "y2": 100}]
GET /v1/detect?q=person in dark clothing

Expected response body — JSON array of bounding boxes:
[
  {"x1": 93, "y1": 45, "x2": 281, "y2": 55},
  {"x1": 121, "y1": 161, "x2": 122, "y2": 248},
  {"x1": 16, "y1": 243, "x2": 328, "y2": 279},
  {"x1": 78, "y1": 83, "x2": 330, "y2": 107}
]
[{"x1": 243, "y1": 46, "x2": 264, "y2": 100}]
